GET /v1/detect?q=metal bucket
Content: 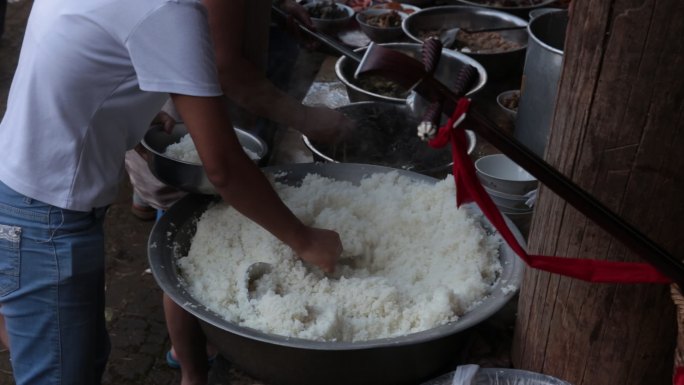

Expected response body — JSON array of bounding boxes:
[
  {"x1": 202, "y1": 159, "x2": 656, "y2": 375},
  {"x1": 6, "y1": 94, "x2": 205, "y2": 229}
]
[{"x1": 513, "y1": 10, "x2": 568, "y2": 157}]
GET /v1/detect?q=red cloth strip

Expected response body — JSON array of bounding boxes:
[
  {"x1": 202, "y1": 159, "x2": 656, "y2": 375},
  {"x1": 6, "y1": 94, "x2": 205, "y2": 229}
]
[
  {"x1": 428, "y1": 99, "x2": 671, "y2": 284},
  {"x1": 675, "y1": 367, "x2": 684, "y2": 385}
]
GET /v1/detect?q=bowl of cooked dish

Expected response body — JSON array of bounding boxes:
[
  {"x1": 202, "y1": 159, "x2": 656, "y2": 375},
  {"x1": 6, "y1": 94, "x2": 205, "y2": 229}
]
[
  {"x1": 335, "y1": 42, "x2": 487, "y2": 104},
  {"x1": 402, "y1": 5, "x2": 528, "y2": 78},
  {"x1": 356, "y1": 8, "x2": 408, "y2": 43},
  {"x1": 369, "y1": 2, "x2": 421, "y2": 14},
  {"x1": 304, "y1": 1, "x2": 354, "y2": 35}
]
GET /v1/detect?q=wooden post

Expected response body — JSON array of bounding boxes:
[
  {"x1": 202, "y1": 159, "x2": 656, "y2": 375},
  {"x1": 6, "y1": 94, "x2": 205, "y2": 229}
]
[{"x1": 512, "y1": 1, "x2": 684, "y2": 384}]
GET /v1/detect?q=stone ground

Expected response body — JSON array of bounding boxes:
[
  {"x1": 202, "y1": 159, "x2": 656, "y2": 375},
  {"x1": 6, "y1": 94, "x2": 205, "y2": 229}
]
[{"x1": 0, "y1": 2, "x2": 516, "y2": 384}]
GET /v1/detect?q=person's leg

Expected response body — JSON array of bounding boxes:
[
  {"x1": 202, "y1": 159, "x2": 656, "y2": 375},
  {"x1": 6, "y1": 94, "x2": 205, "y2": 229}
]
[
  {"x1": 0, "y1": 312, "x2": 8, "y2": 349},
  {"x1": 163, "y1": 294, "x2": 211, "y2": 385},
  {"x1": 0, "y1": 181, "x2": 110, "y2": 385}
]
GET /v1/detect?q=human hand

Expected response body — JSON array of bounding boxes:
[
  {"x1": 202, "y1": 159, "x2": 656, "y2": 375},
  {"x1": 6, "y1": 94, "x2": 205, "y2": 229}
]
[
  {"x1": 298, "y1": 106, "x2": 355, "y2": 144},
  {"x1": 152, "y1": 110, "x2": 176, "y2": 134},
  {"x1": 293, "y1": 226, "x2": 343, "y2": 274},
  {"x1": 279, "y1": 0, "x2": 320, "y2": 50}
]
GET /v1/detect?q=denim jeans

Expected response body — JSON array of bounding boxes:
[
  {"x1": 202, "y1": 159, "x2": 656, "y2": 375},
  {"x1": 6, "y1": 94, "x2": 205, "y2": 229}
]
[{"x1": 0, "y1": 181, "x2": 110, "y2": 385}]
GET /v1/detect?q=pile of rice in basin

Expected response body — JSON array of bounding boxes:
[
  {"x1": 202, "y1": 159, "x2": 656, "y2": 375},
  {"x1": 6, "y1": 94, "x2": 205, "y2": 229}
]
[{"x1": 177, "y1": 171, "x2": 503, "y2": 342}]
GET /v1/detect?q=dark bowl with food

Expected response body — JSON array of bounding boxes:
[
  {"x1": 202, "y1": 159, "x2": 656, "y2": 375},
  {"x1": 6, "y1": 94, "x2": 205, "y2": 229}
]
[
  {"x1": 356, "y1": 8, "x2": 408, "y2": 43},
  {"x1": 302, "y1": 101, "x2": 476, "y2": 177},
  {"x1": 335, "y1": 42, "x2": 487, "y2": 105},
  {"x1": 450, "y1": 0, "x2": 558, "y2": 19},
  {"x1": 402, "y1": 6, "x2": 528, "y2": 78},
  {"x1": 303, "y1": 1, "x2": 354, "y2": 35}
]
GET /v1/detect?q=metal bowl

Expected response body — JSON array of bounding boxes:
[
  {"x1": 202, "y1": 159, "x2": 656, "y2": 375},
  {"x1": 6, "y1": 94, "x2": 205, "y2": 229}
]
[
  {"x1": 449, "y1": 0, "x2": 559, "y2": 19},
  {"x1": 302, "y1": 101, "x2": 475, "y2": 178},
  {"x1": 148, "y1": 162, "x2": 526, "y2": 385},
  {"x1": 402, "y1": 6, "x2": 528, "y2": 79},
  {"x1": 303, "y1": 2, "x2": 354, "y2": 35},
  {"x1": 395, "y1": 0, "x2": 435, "y2": 6},
  {"x1": 140, "y1": 123, "x2": 267, "y2": 195},
  {"x1": 356, "y1": 8, "x2": 408, "y2": 43},
  {"x1": 335, "y1": 42, "x2": 487, "y2": 104}
]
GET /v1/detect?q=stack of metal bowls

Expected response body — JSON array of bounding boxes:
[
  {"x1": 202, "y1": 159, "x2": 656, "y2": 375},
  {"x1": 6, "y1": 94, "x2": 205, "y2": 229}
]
[{"x1": 474, "y1": 154, "x2": 537, "y2": 234}]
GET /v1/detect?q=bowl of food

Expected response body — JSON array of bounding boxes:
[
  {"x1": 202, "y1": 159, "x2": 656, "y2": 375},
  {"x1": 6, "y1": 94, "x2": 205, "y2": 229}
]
[
  {"x1": 335, "y1": 42, "x2": 487, "y2": 104},
  {"x1": 356, "y1": 8, "x2": 408, "y2": 43},
  {"x1": 304, "y1": 1, "x2": 354, "y2": 35},
  {"x1": 402, "y1": 6, "x2": 528, "y2": 78},
  {"x1": 370, "y1": 1, "x2": 421, "y2": 14},
  {"x1": 140, "y1": 123, "x2": 267, "y2": 195},
  {"x1": 148, "y1": 162, "x2": 526, "y2": 385},
  {"x1": 394, "y1": 0, "x2": 435, "y2": 7},
  {"x1": 451, "y1": 0, "x2": 559, "y2": 19},
  {"x1": 496, "y1": 89, "x2": 520, "y2": 119},
  {"x1": 302, "y1": 101, "x2": 476, "y2": 177},
  {"x1": 474, "y1": 153, "x2": 537, "y2": 195}
]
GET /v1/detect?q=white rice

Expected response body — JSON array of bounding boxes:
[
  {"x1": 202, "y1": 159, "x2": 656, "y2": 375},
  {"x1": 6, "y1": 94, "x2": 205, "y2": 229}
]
[
  {"x1": 177, "y1": 171, "x2": 502, "y2": 342},
  {"x1": 164, "y1": 133, "x2": 260, "y2": 163}
]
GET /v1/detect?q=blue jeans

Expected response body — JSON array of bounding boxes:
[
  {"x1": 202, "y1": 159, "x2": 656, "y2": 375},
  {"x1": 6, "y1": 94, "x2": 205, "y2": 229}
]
[{"x1": 0, "y1": 181, "x2": 110, "y2": 385}]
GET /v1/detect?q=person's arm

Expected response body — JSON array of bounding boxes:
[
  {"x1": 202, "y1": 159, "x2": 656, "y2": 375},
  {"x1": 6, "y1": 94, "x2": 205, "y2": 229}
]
[
  {"x1": 201, "y1": 0, "x2": 353, "y2": 143},
  {"x1": 170, "y1": 93, "x2": 342, "y2": 272}
]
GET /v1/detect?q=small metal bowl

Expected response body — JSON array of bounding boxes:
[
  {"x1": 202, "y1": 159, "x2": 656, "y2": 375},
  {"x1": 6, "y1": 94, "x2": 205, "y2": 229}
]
[
  {"x1": 304, "y1": 2, "x2": 354, "y2": 35},
  {"x1": 356, "y1": 8, "x2": 408, "y2": 43},
  {"x1": 394, "y1": 0, "x2": 435, "y2": 7},
  {"x1": 496, "y1": 89, "x2": 520, "y2": 119},
  {"x1": 140, "y1": 123, "x2": 267, "y2": 195},
  {"x1": 302, "y1": 101, "x2": 476, "y2": 178},
  {"x1": 369, "y1": 2, "x2": 422, "y2": 15},
  {"x1": 402, "y1": 6, "x2": 528, "y2": 79},
  {"x1": 335, "y1": 42, "x2": 487, "y2": 104}
]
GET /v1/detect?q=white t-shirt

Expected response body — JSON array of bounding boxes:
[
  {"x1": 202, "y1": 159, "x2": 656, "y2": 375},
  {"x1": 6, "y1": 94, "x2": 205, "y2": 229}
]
[{"x1": 0, "y1": 0, "x2": 222, "y2": 211}]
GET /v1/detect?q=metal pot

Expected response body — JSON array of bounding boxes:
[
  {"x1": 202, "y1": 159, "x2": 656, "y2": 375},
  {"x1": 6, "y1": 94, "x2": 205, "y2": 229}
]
[
  {"x1": 148, "y1": 163, "x2": 526, "y2": 385},
  {"x1": 513, "y1": 9, "x2": 567, "y2": 157},
  {"x1": 402, "y1": 6, "x2": 528, "y2": 79}
]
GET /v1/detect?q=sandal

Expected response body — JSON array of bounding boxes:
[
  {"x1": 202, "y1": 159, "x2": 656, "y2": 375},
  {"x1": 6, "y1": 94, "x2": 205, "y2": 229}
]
[{"x1": 165, "y1": 350, "x2": 217, "y2": 370}]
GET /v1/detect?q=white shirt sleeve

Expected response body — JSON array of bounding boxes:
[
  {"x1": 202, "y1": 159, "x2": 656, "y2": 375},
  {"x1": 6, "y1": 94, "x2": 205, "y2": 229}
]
[{"x1": 126, "y1": 2, "x2": 223, "y2": 97}]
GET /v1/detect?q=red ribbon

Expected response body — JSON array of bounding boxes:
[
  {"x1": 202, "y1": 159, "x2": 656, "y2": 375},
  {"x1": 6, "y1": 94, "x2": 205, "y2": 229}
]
[
  {"x1": 675, "y1": 367, "x2": 684, "y2": 385},
  {"x1": 428, "y1": 98, "x2": 671, "y2": 284}
]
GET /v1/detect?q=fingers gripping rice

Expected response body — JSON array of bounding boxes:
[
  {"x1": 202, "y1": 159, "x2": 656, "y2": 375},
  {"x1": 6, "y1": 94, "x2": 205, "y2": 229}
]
[{"x1": 177, "y1": 171, "x2": 502, "y2": 342}]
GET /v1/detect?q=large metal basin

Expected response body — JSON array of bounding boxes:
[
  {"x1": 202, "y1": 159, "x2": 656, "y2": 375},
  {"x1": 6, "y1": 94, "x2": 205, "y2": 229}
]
[
  {"x1": 402, "y1": 6, "x2": 528, "y2": 79},
  {"x1": 335, "y1": 42, "x2": 487, "y2": 104},
  {"x1": 301, "y1": 102, "x2": 476, "y2": 178},
  {"x1": 148, "y1": 163, "x2": 525, "y2": 385}
]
